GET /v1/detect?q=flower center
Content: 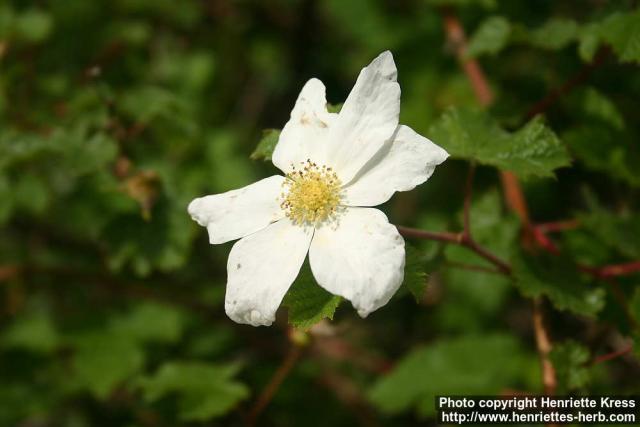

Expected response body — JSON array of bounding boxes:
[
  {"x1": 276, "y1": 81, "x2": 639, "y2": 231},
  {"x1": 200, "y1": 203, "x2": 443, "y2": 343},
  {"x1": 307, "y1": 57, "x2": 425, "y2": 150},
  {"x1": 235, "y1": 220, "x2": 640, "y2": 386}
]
[{"x1": 281, "y1": 159, "x2": 342, "y2": 226}]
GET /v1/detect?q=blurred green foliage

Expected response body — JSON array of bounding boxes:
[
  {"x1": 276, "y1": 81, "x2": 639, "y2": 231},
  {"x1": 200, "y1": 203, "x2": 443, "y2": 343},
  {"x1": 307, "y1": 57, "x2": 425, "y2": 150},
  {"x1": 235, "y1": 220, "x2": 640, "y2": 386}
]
[{"x1": 1, "y1": 0, "x2": 640, "y2": 426}]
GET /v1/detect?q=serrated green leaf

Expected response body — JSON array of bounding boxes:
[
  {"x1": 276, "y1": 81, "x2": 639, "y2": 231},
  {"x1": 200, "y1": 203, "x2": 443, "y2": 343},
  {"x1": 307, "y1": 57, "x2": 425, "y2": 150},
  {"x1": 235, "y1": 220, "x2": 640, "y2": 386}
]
[
  {"x1": 70, "y1": 333, "x2": 144, "y2": 399},
  {"x1": 369, "y1": 334, "x2": 535, "y2": 417},
  {"x1": 599, "y1": 11, "x2": 640, "y2": 64},
  {"x1": 283, "y1": 262, "x2": 341, "y2": 330},
  {"x1": 250, "y1": 129, "x2": 281, "y2": 162},
  {"x1": 138, "y1": 362, "x2": 249, "y2": 421},
  {"x1": 403, "y1": 245, "x2": 428, "y2": 302},
  {"x1": 467, "y1": 16, "x2": 511, "y2": 58},
  {"x1": 428, "y1": 107, "x2": 570, "y2": 178},
  {"x1": 511, "y1": 252, "x2": 605, "y2": 317},
  {"x1": 528, "y1": 18, "x2": 579, "y2": 50},
  {"x1": 550, "y1": 340, "x2": 591, "y2": 392}
]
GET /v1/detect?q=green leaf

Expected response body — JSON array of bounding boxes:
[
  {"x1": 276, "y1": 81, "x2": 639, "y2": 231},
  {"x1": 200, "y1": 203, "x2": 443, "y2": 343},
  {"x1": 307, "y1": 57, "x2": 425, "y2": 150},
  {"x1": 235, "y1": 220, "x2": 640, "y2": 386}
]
[
  {"x1": 550, "y1": 340, "x2": 592, "y2": 392},
  {"x1": 579, "y1": 207, "x2": 640, "y2": 259},
  {"x1": 578, "y1": 88, "x2": 624, "y2": 130},
  {"x1": 14, "y1": 9, "x2": 53, "y2": 43},
  {"x1": 578, "y1": 23, "x2": 602, "y2": 62},
  {"x1": 403, "y1": 245, "x2": 429, "y2": 302},
  {"x1": 599, "y1": 11, "x2": 640, "y2": 64},
  {"x1": 428, "y1": 107, "x2": 570, "y2": 178},
  {"x1": 511, "y1": 252, "x2": 605, "y2": 317},
  {"x1": 1, "y1": 310, "x2": 59, "y2": 354},
  {"x1": 70, "y1": 333, "x2": 144, "y2": 399},
  {"x1": 527, "y1": 18, "x2": 579, "y2": 50},
  {"x1": 138, "y1": 362, "x2": 249, "y2": 421},
  {"x1": 283, "y1": 262, "x2": 342, "y2": 330},
  {"x1": 369, "y1": 334, "x2": 535, "y2": 417},
  {"x1": 109, "y1": 302, "x2": 186, "y2": 344},
  {"x1": 467, "y1": 16, "x2": 511, "y2": 57},
  {"x1": 577, "y1": 11, "x2": 640, "y2": 64},
  {"x1": 250, "y1": 129, "x2": 281, "y2": 162},
  {"x1": 326, "y1": 103, "x2": 343, "y2": 113},
  {"x1": 563, "y1": 125, "x2": 640, "y2": 187}
]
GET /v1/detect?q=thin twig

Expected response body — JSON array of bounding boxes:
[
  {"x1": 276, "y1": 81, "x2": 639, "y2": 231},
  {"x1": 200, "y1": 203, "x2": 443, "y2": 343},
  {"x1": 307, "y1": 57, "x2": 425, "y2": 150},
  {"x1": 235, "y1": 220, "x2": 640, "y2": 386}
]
[
  {"x1": 397, "y1": 226, "x2": 511, "y2": 274},
  {"x1": 595, "y1": 261, "x2": 640, "y2": 279},
  {"x1": 444, "y1": 261, "x2": 504, "y2": 275},
  {"x1": 532, "y1": 299, "x2": 557, "y2": 395},
  {"x1": 535, "y1": 220, "x2": 580, "y2": 234},
  {"x1": 499, "y1": 172, "x2": 533, "y2": 233},
  {"x1": 591, "y1": 344, "x2": 634, "y2": 366},
  {"x1": 441, "y1": 9, "x2": 493, "y2": 106},
  {"x1": 524, "y1": 48, "x2": 610, "y2": 121},
  {"x1": 247, "y1": 341, "x2": 304, "y2": 426},
  {"x1": 395, "y1": 226, "x2": 463, "y2": 244}
]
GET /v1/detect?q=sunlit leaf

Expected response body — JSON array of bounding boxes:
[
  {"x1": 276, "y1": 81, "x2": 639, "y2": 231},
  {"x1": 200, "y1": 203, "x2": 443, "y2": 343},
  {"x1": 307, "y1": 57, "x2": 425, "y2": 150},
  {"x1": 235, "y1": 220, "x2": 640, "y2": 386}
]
[
  {"x1": 250, "y1": 129, "x2": 281, "y2": 162},
  {"x1": 467, "y1": 16, "x2": 511, "y2": 57},
  {"x1": 428, "y1": 107, "x2": 570, "y2": 178},
  {"x1": 369, "y1": 334, "x2": 536, "y2": 417},
  {"x1": 138, "y1": 362, "x2": 249, "y2": 421},
  {"x1": 550, "y1": 340, "x2": 592, "y2": 392}
]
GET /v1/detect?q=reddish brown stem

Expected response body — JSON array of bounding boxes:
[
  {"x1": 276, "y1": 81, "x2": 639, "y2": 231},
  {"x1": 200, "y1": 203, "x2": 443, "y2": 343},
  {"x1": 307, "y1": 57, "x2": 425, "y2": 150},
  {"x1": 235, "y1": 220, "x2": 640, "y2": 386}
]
[
  {"x1": 591, "y1": 344, "x2": 634, "y2": 366},
  {"x1": 444, "y1": 261, "x2": 504, "y2": 275},
  {"x1": 397, "y1": 226, "x2": 511, "y2": 275},
  {"x1": 247, "y1": 343, "x2": 303, "y2": 426},
  {"x1": 595, "y1": 261, "x2": 640, "y2": 278},
  {"x1": 524, "y1": 48, "x2": 609, "y2": 121},
  {"x1": 442, "y1": 10, "x2": 493, "y2": 106},
  {"x1": 532, "y1": 227, "x2": 561, "y2": 255},
  {"x1": 0, "y1": 265, "x2": 21, "y2": 282},
  {"x1": 396, "y1": 226, "x2": 464, "y2": 244},
  {"x1": 533, "y1": 299, "x2": 557, "y2": 395},
  {"x1": 499, "y1": 172, "x2": 533, "y2": 233},
  {"x1": 535, "y1": 220, "x2": 580, "y2": 234}
]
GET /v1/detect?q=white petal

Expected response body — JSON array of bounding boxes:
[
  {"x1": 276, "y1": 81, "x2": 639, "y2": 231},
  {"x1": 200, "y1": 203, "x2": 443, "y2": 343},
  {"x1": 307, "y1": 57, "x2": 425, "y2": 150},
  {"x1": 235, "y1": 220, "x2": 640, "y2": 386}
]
[
  {"x1": 225, "y1": 219, "x2": 312, "y2": 326},
  {"x1": 187, "y1": 176, "x2": 285, "y2": 244},
  {"x1": 272, "y1": 78, "x2": 337, "y2": 174},
  {"x1": 325, "y1": 51, "x2": 400, "y2": 183},
  {"x1": 343, "y1": 125, "x2": 449, "y2": 206},
  {"x1": 309, "y1": 208, "x2": 405, "y2": 317}
]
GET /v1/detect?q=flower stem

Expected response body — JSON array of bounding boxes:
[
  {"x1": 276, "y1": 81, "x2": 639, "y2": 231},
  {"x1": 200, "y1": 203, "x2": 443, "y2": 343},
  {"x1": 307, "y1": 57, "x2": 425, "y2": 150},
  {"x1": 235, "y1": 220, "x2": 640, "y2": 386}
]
[{"x1": 247, "y1": 337, "x2": 304, "y2": 426}]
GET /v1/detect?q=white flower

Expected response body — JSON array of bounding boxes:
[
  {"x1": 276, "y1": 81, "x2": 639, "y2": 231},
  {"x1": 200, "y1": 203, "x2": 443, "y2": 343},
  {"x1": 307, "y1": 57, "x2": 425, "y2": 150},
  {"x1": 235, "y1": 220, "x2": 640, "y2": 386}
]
[{"x1": 188, "y1": 51, "x2": 448, "y2": 326}]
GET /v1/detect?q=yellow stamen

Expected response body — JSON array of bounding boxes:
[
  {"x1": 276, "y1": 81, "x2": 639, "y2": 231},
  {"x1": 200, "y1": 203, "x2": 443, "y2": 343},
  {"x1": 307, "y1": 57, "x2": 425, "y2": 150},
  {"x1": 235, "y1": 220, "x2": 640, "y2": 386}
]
[{"x1": 280, "y1": 160, "x2": 342, "y2": 226}]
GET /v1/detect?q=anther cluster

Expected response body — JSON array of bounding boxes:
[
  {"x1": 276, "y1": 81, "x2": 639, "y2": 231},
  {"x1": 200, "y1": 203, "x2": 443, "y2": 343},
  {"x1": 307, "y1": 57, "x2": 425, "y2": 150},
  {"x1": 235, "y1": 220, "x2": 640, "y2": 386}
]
[{"x1": 281, "y1": 159, "x2": 342, "y2": 225}]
